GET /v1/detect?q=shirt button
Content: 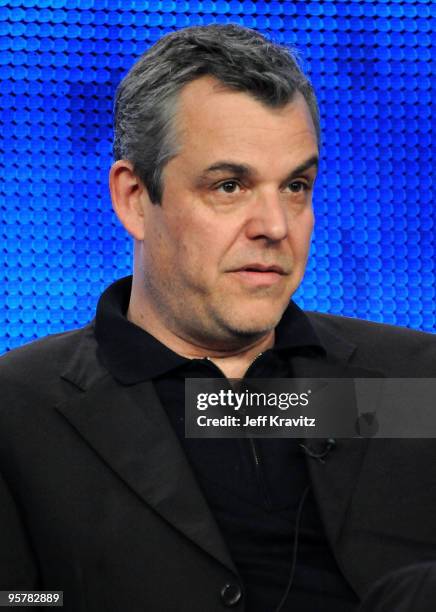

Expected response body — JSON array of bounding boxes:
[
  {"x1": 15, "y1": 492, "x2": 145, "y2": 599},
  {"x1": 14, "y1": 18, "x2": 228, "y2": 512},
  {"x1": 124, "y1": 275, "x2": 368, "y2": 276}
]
[{"x1": 220, "y1": 582, "x2": 242, "y2": 607}]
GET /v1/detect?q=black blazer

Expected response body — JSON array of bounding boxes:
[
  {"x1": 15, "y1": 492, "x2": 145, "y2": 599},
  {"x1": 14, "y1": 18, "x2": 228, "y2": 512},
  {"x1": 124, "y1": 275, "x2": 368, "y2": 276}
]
[{"x1": 1, "y1": 313, "x2": 436, "y2": 611}]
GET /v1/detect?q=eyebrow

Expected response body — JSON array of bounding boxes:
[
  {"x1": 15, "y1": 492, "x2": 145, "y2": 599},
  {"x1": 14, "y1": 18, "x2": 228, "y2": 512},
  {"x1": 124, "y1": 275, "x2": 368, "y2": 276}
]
[{"x1": 198, "y1": 155, "x2": 319, "y2": 183}]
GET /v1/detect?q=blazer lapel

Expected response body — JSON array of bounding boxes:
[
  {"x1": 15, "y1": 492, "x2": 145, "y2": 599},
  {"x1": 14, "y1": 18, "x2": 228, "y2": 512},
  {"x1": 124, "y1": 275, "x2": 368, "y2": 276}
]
[
  {"x1": 289, "y1": 324, "x2": 384, "y2": 594},
  {"x1": 56, "y1": 373, "x2": 236, "y2": 575}
]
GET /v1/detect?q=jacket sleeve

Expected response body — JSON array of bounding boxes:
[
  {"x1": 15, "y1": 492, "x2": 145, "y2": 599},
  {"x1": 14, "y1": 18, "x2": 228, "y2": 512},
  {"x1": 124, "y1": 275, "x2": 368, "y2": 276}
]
[{"x1": 0, "y1": 469, "x2": 39, "y2": 591}]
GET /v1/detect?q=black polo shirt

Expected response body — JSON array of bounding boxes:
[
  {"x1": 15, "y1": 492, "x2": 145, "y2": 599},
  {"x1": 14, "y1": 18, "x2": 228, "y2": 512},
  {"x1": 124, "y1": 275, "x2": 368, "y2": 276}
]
[{"x1": 95, "y1": 276, "x2": 359, "y2": 612}]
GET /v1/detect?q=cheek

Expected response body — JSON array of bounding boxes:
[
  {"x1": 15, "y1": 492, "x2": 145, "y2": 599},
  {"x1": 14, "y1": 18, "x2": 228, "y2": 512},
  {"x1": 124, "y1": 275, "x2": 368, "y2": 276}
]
[
  {"x1": 291, "y1": 212, "x2": 314, "y2": 262},
  {"x1": 143, "y1": 218, "x2": 181, "y2": 280},
  {"x1": 175, "y1": 213, "x2": 231, "y2": 268}
]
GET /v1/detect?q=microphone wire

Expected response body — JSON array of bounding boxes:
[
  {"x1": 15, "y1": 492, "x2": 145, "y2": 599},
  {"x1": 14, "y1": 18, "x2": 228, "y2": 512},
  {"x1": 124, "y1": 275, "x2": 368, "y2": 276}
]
[{"x1": 273, "y1": 483, "x2": 311, "y2": 612}]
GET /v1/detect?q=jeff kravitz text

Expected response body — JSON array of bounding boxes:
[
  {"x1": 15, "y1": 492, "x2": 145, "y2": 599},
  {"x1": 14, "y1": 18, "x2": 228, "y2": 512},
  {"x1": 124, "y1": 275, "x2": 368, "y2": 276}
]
[{"x1": 197, "y1": 414, "x2": 316, "y2": 428}]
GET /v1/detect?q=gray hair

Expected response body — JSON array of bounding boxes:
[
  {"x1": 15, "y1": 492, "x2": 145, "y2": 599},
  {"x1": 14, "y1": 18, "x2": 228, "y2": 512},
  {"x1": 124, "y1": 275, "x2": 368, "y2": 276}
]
[{"x1": 113, "y1": 24, "x2": 320, "y2": 204}]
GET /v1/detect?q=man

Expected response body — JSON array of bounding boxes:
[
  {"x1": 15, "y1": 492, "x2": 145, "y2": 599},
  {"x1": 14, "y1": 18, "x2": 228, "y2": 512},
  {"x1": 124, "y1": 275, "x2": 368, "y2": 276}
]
[{"x1": 1, "y1": 24, "x2": 436, "y2": 612}]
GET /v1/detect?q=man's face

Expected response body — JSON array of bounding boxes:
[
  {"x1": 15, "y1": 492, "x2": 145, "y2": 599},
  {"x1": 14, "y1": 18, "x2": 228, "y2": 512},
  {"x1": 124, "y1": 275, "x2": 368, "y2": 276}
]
[{"x1": 138, "y1": 76, "x2": 318, "y2": 349}]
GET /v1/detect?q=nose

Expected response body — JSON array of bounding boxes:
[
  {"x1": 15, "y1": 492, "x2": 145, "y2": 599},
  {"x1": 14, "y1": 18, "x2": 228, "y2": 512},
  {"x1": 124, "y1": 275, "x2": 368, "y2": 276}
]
[{"x1": 244, "y1": 190, "x2": 289, "y2": 242}]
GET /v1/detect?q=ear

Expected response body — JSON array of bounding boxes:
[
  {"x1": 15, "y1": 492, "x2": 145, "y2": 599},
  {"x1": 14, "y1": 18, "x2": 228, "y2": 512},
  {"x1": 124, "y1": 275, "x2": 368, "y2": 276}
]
[{"x1": 109, "y1": 160, "x2": 151, "y2": 241}]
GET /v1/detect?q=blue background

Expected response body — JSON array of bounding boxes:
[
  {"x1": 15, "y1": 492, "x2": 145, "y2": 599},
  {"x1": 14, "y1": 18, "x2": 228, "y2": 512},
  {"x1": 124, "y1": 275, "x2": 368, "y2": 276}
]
[{"x1": 1, "y1": 0, "x2": 434, "y2": 354}]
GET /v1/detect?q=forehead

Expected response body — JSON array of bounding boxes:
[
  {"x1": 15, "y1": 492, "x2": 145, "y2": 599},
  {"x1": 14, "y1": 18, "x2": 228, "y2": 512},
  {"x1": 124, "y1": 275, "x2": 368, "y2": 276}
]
[{"x1": 173, "y1": 76, "x2": 318, "y2": 170}]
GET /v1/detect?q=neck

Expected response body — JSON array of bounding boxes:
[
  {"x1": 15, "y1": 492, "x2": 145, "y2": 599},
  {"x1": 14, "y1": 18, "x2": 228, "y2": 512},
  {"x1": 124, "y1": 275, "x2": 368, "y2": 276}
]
[
  {"x1": 127, "y1": 299, "x2": 275, "y2": 380},
  {"x1": 194, "y1": 333, "x2": 275, "y2": 378}
]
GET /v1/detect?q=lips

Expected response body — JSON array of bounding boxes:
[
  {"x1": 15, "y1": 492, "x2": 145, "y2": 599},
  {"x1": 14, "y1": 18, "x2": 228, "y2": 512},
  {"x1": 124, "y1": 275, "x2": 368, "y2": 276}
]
[
  {"x1": 228, "y1": 263, "x2": 288, "y2": 287},
  {"x1": 235, "y1": 264, "x2": 285, "y2": 274}
]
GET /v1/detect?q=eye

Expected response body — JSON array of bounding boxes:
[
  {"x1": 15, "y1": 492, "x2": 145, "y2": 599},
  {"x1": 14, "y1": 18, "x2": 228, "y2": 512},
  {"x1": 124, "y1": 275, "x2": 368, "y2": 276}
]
[
  {"x1": 287, "y1": 180, "x2": 308, "y2": 193},
  {"x1": 216, "y1": 180, "x2": 241, "y2": 194}
]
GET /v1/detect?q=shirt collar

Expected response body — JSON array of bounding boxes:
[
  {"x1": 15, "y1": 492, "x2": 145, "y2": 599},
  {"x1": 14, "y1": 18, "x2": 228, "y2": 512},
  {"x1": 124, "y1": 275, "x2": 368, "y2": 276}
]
[{"x1": 94, "y1": 276, "x2": 325, "y2": 384}]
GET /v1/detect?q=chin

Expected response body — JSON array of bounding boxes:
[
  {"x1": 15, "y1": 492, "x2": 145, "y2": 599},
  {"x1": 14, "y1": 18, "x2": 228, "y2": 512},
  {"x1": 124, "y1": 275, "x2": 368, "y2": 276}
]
[{"x1": 222, "y1": 309, "x2": 284, "y2": 339}]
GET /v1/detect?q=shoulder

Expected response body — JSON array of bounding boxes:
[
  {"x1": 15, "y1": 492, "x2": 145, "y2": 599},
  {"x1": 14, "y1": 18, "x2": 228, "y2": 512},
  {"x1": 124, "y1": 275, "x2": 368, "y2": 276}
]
[
  {"x1": 0, "y1": 323, "x2": 105, "y2": 406},
  {"x1": 0, "y1": 325, "x2": 93, "y2": 379},
  {"x1": 307, "y1": 311, "x2": 435, "y2": 348},
  {"x1": 306, "y1": 311, "x2": 436, "y2": 376}
]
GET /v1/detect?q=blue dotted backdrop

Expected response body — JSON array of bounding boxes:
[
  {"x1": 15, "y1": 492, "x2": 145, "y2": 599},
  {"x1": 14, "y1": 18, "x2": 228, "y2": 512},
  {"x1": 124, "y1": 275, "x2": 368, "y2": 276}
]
[{"x1": 0, "y1": 0, "x2": 435, "y2": 353}]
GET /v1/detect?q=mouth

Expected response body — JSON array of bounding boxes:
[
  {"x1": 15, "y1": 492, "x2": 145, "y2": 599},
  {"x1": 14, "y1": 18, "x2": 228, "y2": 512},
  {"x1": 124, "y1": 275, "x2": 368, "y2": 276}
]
[
  {"x1": 237, "y1": 264, "x2": 285, "y2": 274},
  {"x1": 229, "y1": 264, "x2": 287, "y2": 287}
]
